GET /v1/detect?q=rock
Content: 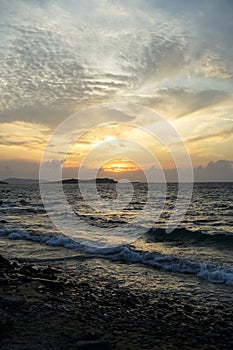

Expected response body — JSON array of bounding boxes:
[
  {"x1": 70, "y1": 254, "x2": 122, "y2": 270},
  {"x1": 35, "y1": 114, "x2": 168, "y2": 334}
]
[
  {"x1": 78, "y1": 282, "x2": 90, "y2": 288},
  {"x1": 75, "y1": 340, "x2": 112, "y2": 350},
  {"x1": 20, "y1": 264, "x2": 43, "y2": 277},
  {"x1": 1, "y1": 295, "x2": 24, "y2": 305},
  {"x1": 11, "y1": 261, "x2": 20, "y2": 269},
  {"x1": 0, "y1": 311, "x2": 13, "y2": 333},
  {"x1": 37, "y1": 278, "x2": 64, "y2": 290},
  {"x1": 0, "y1": 255, "x2": 11, "y2": 267},
  {"x1": 120, "y1": 295, "x2": 139, "y2": 308},
  {"x1": 0, "y1": 277, "x2": 8, "y2": 284},
  {"x1": 42, "y1": 266, "x2": 59, "y2": 275},
  {"x1": 75, "y1": 331, "x2": 102, "y2": 341},
  {"x1": 0, "y1": 219, "x2": 7, "y2": 224}
]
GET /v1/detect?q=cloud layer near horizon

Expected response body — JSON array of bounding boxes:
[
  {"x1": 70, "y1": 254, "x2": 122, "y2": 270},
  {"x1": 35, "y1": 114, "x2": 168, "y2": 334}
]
[{"x1": 1, "y1": 158, "x2": 232, "y2": 183}]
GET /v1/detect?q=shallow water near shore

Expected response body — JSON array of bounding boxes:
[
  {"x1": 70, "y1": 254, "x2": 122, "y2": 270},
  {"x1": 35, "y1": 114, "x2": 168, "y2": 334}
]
[{"x1": 0, "y1": 182, "x2": 233, "y2": 288}]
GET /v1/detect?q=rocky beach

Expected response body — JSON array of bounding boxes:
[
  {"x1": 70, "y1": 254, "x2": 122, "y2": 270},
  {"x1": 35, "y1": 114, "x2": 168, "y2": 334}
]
[{"x1": 1, "y1": 253, "x2": 233, "y2": 350}]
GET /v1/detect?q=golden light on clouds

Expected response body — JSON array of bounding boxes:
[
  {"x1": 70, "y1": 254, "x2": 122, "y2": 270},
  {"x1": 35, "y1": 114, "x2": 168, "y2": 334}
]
[
  {"x1": 61, "y1": 120, "x2": 178, "y2": 176},
  {"x1": 0, "y1": 121, "x2": 50, "y2": 161}
]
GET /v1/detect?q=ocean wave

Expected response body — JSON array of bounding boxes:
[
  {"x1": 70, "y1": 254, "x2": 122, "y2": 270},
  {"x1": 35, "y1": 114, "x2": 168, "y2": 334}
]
[
  {"x1": 0, "y1": 228, "x2": 233, "y2": 286},
  {"x1": 0, "y1": 228, "x2": 122, "y2": 254},
  {"x1": 114, "y1": 246, "x2": 233, "y2": 286},
  {"x1": 147, "y1": 227, "x2": 233, "y2": 247},
  {"x1": 0, "y1": 228, "x2": 80, "y2": 248}
]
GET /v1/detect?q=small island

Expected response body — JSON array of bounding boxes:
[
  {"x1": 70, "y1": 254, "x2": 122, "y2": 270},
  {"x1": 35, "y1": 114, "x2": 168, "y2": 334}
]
[{"x1": 62, "y1": 178, "x2": 117, "y2": 184}]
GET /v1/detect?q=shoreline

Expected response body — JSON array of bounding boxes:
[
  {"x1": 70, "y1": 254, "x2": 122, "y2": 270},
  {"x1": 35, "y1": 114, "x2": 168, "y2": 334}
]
[{"x1": 1, "y1": 253, "x2": 233, "y2": 350}]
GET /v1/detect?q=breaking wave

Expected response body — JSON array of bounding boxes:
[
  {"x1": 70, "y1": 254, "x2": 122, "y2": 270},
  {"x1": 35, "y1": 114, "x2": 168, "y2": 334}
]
[{"x1": 0, "y1": 227, "x2": 233, "y2": 286}]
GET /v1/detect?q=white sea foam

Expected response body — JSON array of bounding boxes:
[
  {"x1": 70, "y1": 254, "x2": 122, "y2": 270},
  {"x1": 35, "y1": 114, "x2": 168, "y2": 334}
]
[
  {"x1": 198, "y1": 263, "x2": 233, "y2": 285},
  {"x1": 1, "y1": 228, "x2": 233, "y2": 286}
]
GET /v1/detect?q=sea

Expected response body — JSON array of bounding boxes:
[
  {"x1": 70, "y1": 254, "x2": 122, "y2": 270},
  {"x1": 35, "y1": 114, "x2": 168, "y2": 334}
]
[{"x1": 0, "y1": 182, "x2": 233, "y2": 291}]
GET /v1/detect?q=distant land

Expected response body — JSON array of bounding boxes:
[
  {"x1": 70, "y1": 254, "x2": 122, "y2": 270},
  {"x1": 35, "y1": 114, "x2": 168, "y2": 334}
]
[
  {"x1": 2, "y1": 177, "x2": 117, "y2": 185},
  {"x1": 2, "y1": 178, "x2": 46, "y2": 185},
  {"x1": 62, "y1": 178, "x2": 117, "y2": 184}
]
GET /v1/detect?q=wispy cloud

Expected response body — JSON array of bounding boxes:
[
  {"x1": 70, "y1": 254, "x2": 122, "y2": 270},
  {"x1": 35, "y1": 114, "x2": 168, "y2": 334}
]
[{"x1": 186, "y1": 125, "x2": 233, "y2": 144}]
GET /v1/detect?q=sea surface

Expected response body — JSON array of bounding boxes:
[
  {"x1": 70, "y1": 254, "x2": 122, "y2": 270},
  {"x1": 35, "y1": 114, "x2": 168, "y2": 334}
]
[{"x1": 0, "y1": 182, "x2": 233, "y2": 289}]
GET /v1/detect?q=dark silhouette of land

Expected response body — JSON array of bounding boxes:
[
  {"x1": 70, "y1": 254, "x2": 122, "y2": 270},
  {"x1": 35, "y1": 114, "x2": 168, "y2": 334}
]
[
  {"x1": 1, "y1": 178, "x2": 117, "y2": 185},
  {"x1": 62, "y1": 178, "x2": 117, "y2": 184}
]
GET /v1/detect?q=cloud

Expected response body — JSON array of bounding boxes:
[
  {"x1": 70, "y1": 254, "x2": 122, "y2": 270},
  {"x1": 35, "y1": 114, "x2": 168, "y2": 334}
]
[
  {"x1": 195, "y1": 160, "x2": 233, "y2": 182},
  {"x1": 1, "y1": 156, "x2": 232, "y2": 182},
  {"x1": 0, "y1": 0, "x2": 200, "y2": 125},
  {"x1": 0, "y1": 0, "x2": 232, "y2": 127},
  {"x1": 0, "y1": 159, "x2": 40, "y2": 179},
  {"x1": 0, "y1": 121, "x2": 51, "y2": 154},
  {"x1": 40, "y1": 159, "x2": 64, "y2": 181},
  {"x1": 200, "y1": 53, "x2": 233, "y2": 80},
  {"x1": 135, "y1": 88, "x2": 232, "y2": 119},
  {"x1": 186, "y1": 125, "x2": 233, "y2": 145}
]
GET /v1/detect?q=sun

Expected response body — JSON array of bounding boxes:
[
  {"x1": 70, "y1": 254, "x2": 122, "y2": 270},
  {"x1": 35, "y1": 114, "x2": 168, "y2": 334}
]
[{"x1": 101, "y1": 159, "x2": 139, "y2": 173}]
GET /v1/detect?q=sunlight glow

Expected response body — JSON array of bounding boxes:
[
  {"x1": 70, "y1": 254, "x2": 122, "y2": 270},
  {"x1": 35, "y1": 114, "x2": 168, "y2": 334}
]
[{"x1": 102, "y1": 159, "x2": 140, "y2": 173}]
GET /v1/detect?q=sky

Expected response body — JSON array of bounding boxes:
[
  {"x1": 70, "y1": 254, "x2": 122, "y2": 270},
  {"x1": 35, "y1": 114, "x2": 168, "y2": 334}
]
[{"x1": 0, "y1": 0, "x2": 232, "y2": 181}]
